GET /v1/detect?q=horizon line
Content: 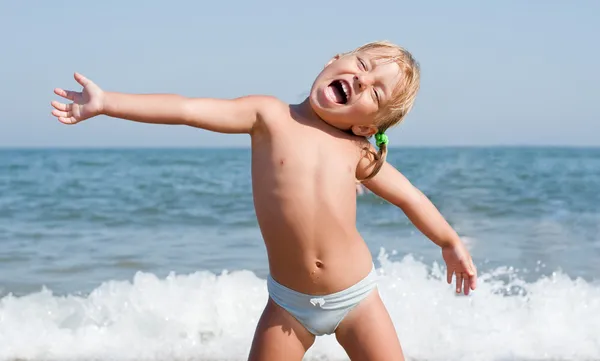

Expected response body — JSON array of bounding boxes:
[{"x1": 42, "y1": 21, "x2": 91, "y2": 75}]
[{"x1": 1, "y1": 145, "x2": 599, "y2": 150}]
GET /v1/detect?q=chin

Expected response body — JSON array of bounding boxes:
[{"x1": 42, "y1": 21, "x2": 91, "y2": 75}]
[{"x1": 308, "y1": 88, "x2": 329, "y2": 115}]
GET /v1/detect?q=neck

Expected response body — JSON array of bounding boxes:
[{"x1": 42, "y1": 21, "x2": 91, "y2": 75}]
[
  {"x1": 292, "y1": 97, "x2": 319, "y2": 120},
  {"x1": 292, "y1": 98, "x2": 354, "y2": 136}
]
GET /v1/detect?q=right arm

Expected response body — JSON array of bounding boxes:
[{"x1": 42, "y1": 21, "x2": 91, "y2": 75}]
[
  {"x1": 102, "y1": 92, "x2": 272, "y2": 134},
  {"x1": 51, "y1": 72, "x2": 275, "y2": 134}
]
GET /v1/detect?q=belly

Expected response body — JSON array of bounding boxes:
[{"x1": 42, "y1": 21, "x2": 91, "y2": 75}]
[{"x1": 258, "y1": 213, "x2": 375, "y2": 295}]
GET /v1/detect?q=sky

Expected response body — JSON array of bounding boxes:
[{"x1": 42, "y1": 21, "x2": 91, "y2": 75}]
[{"x1": 1, "y1": 0, "x2": 598, "y2": 148}]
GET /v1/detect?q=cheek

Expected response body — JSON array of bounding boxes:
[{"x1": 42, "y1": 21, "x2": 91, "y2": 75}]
[{"x1": 354, "y1": 96, "x2": 379, "y2": 117}]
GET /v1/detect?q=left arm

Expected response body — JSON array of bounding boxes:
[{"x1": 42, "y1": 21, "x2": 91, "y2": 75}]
[
  {"x1": 361, "y1": 161, "x2": 460, "y2": 248},
  {"x1": 358, "y1": 156, "x2": 477, "y2": 294}
]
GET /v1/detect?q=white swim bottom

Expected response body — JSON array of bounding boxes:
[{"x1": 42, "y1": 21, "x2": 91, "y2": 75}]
[{"x1": 267, "y1": 265, "x2": 379, "y2": 336}]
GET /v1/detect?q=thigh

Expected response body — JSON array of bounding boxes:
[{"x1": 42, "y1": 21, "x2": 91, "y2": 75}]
[
  {"x1": 335, "y1": 289, "x2": 405, "y2": 361},
  {"x1": 248, "y1": 298, "x2": 316, "y2": 361}
]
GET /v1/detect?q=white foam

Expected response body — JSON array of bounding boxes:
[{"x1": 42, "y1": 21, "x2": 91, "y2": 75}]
[{"x1": 1, "y1": 250, "x2": 599, "y2": 361}]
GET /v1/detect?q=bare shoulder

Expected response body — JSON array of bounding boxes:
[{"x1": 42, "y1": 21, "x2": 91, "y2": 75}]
[
  {"x1": 243, "y1": 94, "x2": 285, "y2": 108},
  {"x1": 246, "y1": 95, "x2": 287, "y2": 116},
  {"x1": 247, "y1": 95, "x2": 290, "y2": 132}
]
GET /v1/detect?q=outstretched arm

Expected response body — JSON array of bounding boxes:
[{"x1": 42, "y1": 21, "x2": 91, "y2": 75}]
[
  {"x1": 51, "y1": 73, "x2": 273, "y2": 134},
  {"x1": 358, "y1": 155, "x2": 477, "y2": 294},
  {"x1": 362, "y1": 161, "x2": 457, "y2": 246}
]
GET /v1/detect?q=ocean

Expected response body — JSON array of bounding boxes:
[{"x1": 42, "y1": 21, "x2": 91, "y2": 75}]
[{"x1": 0, "y1": 147, "x2": 599, "y2": 361}]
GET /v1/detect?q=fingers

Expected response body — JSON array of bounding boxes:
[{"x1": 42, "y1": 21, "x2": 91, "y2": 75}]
[
  {"x1": 465, "y1": 261, "x2": 477, "y2": 290},
  {"x1": 74, "y1": 72, "x2": 91, "y2": 87},
  {"x1": 58, "y1": 116, "x2": 77, "y2": 125},
  {"x1": 51, "y1": 100, "x2": 71, "y2": 112},
  {"x1": 469, "y1": 267, "x2": 478, "y2": 290},
  {"x1": 454, "y1": 267, "x2": 477, "y2": 295},
  {"x1": 51, "y1": 109, "x2": 70, "y2": 118},
  {"x1": 54, "y1": 72, "x2": 89, "y2": 100},
  {"x1": 51, "y1": 101, "x2": 74, "y2": 121},
  {"x1": 454, "y1": 272, "x2": 473, "y2": 295},
  {"x1": 51, "y1": 100, "x2": 78, "y2": 125},
  {"x1": 51, "y1": 109, "x2": 77, "y2": 124},
  {"x1": 455, "y1": 272, "x2": 463, "y2": 293},
  {"x1": 447, "y1": 259, "x2": 478, "y2": 295},
  {"x1": 54, "y1": 88, "x2": 78, "y2": 101}
]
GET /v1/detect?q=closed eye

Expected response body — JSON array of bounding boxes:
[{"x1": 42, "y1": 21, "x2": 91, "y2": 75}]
[
  {"x1": 357, "y1": 56, "x2": 380, "y2": 105},
  {"x1": 357, "y1": 57, "x2": 367, "y2": 71}
]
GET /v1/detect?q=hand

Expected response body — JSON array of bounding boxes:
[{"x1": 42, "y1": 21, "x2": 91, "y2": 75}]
[
  {"x1": 442, "y1": 241, "x2": 477, "y2": 295},
  {"x1": 51, "y1": 72, "x2": 105, "y2": 124}
]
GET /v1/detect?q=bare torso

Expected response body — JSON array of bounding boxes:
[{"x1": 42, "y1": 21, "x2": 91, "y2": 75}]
[{"x1": 250, "y1": 101, "x2": 374, "y2": 295}]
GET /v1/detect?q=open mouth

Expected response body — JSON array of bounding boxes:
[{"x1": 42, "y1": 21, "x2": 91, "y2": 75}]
[{"x1": 327, "y1": 79, "x2": 351, "y2": 104}]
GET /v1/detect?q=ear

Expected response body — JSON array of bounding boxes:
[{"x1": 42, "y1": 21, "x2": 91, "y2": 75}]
[
  {"x1": 325, "y1": 54, "x2": 341, "y2": 67},
  {"x1": 351, "y1": 124, "x2": 378, "y2": 137}
]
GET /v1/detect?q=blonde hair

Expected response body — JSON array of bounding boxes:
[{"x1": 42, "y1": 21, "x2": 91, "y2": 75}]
[{"x1": 347, "y1": 41, "x2": 421, "y2": 181}]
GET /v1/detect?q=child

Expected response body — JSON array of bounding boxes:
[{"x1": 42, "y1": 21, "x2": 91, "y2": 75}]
[{"x1": 51, "y1": 40, "x2": 477, "y2": 361}]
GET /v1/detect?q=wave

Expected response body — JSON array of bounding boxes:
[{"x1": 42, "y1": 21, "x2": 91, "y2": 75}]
[{"x1": 1, "y1": 250, "x2": 598, "y2": 361}]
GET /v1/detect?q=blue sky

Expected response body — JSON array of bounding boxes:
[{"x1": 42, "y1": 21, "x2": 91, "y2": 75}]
[{"x1": 1, "y1": 0, "x2": 598, "y2": 147}]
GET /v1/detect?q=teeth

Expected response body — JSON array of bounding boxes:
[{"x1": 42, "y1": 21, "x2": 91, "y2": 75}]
[{"x1": 341, "y1": 81, "x2": 350, "y2": 100}]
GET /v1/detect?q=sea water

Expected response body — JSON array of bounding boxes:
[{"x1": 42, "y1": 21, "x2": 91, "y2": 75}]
[{"x1": 1, "y1": 147, "x2": 599, "y2": 360}]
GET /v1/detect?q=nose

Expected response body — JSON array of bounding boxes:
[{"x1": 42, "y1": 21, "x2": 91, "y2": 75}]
[{"x1": 354, "y1": 73, "x2": 374, "y2": 91}]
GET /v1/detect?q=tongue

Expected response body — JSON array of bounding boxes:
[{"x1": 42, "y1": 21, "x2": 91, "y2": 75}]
[{"x1": 327, "y1": 84, "x2": 344, "y2": 104}]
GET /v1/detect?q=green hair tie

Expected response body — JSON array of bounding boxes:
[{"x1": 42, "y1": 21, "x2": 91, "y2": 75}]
[{"x1": 374, "y1": 132, "x2": 389, "y2": 147}]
